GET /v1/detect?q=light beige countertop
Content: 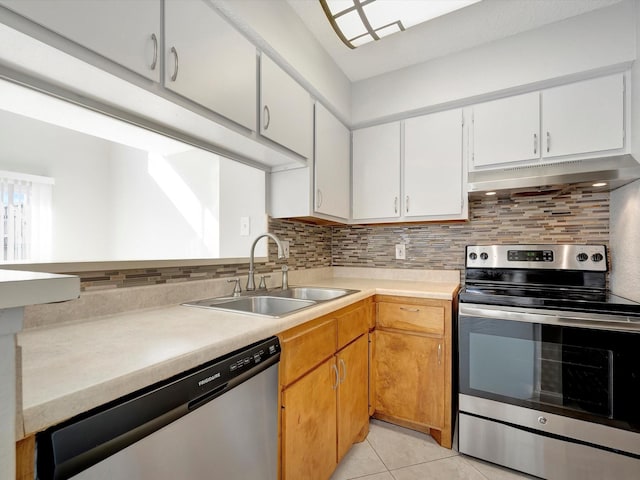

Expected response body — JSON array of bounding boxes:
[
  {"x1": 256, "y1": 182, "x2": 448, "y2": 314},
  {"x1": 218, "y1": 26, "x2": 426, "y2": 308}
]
[
  {"x1": 18, "y1": 269, "x2": 460, "y2": 437},
  {"x1": 0, "y1": 269, "x2": 79, "y2": 311}
]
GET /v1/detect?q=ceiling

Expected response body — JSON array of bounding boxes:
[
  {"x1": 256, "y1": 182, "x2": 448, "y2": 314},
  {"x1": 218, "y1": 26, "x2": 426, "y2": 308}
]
[{"x1": 287, "y1": 0, "x2": 624, "y2": 82}]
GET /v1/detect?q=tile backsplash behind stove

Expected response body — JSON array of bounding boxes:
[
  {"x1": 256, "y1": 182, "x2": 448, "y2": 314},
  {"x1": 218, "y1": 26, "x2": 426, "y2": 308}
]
[
  {"x1": 73, "y1": 185, "x2": 609, "y2": 290},
  {"x1": 332, "y1": 185, "x2": 609, "y2": 278}
]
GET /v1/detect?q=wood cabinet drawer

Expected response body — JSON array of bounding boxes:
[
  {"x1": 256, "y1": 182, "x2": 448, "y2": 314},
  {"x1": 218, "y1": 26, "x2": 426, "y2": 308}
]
[
  {"x1": 279, "y1": 317, "x2": 337, "y2": 387},
  {"x1": 337, "y1": 303, "x2": 369, "y2": 350},
  {"x1": 377, "y1": 302, "x2": 444, "y2": 334}
]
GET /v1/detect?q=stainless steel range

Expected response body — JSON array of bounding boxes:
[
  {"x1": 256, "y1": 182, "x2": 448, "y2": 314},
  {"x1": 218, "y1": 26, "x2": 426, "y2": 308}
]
[{"x1": 457, "y1": 244, "x2": 640, "y2": 479}]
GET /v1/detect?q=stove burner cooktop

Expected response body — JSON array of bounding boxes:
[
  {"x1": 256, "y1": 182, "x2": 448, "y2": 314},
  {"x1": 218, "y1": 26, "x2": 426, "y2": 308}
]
[{"x1": 460, "y1": 244, "x2": 640, "y2": 318}]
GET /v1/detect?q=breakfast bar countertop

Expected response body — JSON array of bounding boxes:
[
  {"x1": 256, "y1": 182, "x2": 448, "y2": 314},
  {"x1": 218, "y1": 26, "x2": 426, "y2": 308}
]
[{"x1": 17, "y1": 268, "x2": 460, "y2": 437}]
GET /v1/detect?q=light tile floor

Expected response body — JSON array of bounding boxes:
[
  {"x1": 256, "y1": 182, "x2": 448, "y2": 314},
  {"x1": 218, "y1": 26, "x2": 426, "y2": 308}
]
[{"x1": 330, "y1": 420, "x2": 538, "y2": 480}]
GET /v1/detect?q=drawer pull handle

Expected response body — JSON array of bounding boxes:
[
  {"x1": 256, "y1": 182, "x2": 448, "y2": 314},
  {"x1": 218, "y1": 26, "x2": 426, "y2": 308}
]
[
  {"x1": 150, "y1": 33, "x2": 158, "y2": 71},
  {"x1": 339, "y1": 359, "x2": 346, "y2": 383},
  {"x1": 170, "y1": 46, "x2": 179, "y2": 81},
  {"x1": 437, "y1": 343, "x2": 442, "y2": 365},
  {"x1": 332, "y1": 364, "x2": 339, "y2": 390},
  {"x1": 399, "y1": 307, "x2": 420, "y2": 313}
]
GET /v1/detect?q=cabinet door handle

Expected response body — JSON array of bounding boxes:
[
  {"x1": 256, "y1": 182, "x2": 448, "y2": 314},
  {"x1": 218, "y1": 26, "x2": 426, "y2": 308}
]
[
  {"x1": 263, "y1": 105, "x2": 271, "y2": 130},
  {"x1": 406, "y1": 195, "x2": 410, "y2": 213},
  {"x1": 316, "y1": 189, "x2": 323, "y2": 209},
  {"x1": 150, "y1": 33, "x2": 158, "y2": 71},
  {"x1": 546, "y1": 131, "x2": 550, "y2": 153},
  {"x1": 533, "y1": 133, "x2": 537, "y2": 155},
  {"x1": 170, "y1": 46, "x2": 179, "y2": 81},
  {"x1": 332, "y1": 364, "x2": 339, "y2": 390},
  {"x1": 394, "y1": 196, "x2": 398, "y2": 214},
  {"x1": 339, "y1": 359, "x2": 346, "y2": 383},
  {"x1": 437, "y1": 343, "x2": 442, "y2": 365},
  {"x1": 400, "y1": 307, "x2": 420, "y2": 313}
]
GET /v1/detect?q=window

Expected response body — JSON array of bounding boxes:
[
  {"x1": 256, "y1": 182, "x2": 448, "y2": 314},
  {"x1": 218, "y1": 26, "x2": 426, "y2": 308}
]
[{"x1": 0, "y1": 171, "x2": 53, "y2": 262}]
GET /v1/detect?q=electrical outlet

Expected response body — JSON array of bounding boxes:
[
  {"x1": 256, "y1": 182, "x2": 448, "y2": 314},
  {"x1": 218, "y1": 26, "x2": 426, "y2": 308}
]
[
  {"x1": 282, "y1": 240, "x2": 290, "y2": 259},
  {"x1": 395, "y1": 243, "x2": 406, "y2": 260},
  {"x1": 240, "y1": 217, "x2": 250, "y2": 236}
]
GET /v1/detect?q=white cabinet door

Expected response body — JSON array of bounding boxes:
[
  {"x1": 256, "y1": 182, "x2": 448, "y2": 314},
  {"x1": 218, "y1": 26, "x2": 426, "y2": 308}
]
[
  {"x1": 315, "y1": 104, "x2": 350, "y2": 219},
  {"x1": 0, "y1": 0, "x2": 160, "y2": 81},
  {"x1": 164, "y1": 0, "x2": 256, "y2": 131},
  {"x1": 260, "y1": 55, "x2": 313, "y2": 159},
  {"x1": 352, "y1": 123, "x2": 400, "y2": 220},
  {"x1": 542, "y1": 74, "x2": 624, "y2": 158},
  {"x1": 472, "y1": 92, "x2": 540, "y2": 168},
  {"x1": 404, "y1": 110, "x2": 463, "y2": 217}
]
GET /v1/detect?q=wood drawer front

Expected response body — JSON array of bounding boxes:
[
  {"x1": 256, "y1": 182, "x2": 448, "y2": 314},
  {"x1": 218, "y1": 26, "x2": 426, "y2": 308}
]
[
  {"x1": 279, "y1": 318, "x2": 337, "y2": 386},
  {"x1": 337, "y1": 303, "x2": 369, "y2": 350},
  {"x1": 377, "y1": 302, "x2": 444, "y2": 334}
]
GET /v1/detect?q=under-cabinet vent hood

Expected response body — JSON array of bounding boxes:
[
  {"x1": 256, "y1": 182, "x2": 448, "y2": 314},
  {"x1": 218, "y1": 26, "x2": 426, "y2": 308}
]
[{"x1": 468, "y1": 155, "x2": 640, "y2": 193}]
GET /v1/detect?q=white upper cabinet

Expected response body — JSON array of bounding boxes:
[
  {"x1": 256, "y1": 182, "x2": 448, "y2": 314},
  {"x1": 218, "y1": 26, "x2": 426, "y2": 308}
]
[
  {"x1": 315, "y1": 103, "x2": 350, "y2": 219},
  {"x1": 542, "y1": 74, "x2": 624, "y2": 158},
  {"x1": 0, "y1": 0, "x2": 161, "y2": 81},
  {"x1": 472, "y1": 92, "x2": 540, "y2": 168},
  {"x1": 471, "y1": 74, "x2": 625, "y2": 170},
  {"x1": 404, "y1": 109, "x2": 464, "y2": 218},
  {"x1": 164, "y1": 0, "x2": 256, "y2": 131},
  {"x1": 352, "y1": 122, "x2": 401, "y2": 220},
  {"x1": 260, "y1": 54, "x2": 313, "y2": 159}
]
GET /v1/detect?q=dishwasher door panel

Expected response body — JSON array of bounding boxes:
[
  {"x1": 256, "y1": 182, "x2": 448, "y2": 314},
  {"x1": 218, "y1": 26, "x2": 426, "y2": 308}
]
[{"x1": 73, "y1": 363, "x2": 278, "y2": 480}]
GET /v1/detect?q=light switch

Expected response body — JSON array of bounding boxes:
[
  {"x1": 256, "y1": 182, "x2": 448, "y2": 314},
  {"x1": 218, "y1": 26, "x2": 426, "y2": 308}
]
[
  {"x1": 240, "y1": 217, "x2": 250, "y2": 236},
  {"x1": 395, "y1": 243, "x2": 406, "y2": 260}
]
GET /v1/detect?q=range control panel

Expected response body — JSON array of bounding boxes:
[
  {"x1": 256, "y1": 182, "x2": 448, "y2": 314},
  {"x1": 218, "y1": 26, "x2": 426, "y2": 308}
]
[{"x1": 466, "y1": 244, "x2": 607, "y2": 271}]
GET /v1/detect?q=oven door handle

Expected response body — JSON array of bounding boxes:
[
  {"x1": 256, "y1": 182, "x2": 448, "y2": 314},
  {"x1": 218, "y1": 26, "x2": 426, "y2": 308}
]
[{"x1": 459, "y1": 304, "x2": 640, "y2": 332}]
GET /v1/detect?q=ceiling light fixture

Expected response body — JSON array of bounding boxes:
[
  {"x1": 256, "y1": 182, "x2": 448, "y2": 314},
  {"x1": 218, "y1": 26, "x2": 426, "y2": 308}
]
[
  {"x1": 485, "y1": 191, "x2": 497, "y2": 196},
  {"x1": 319, "y1": 0, "x2": 481, "y2": 49},
  {"x1": 592, "y1": 182, "x2": 607, "y2": 187}
]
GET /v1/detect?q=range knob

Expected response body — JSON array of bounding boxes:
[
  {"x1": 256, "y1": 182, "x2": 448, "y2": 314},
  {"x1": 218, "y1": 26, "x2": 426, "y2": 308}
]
[
  {"x1": 469, "y1": 252, "x2": 478, "y2": 260},
  {"x1": 480, "y1": 252, "x2": 489, "y2": 261},
  {"x1": 576, "y1": 253, "x2": 589, "y2": 262},
  {"x1": 592, "y1": 253, "x2": 604, "y2": 262}
]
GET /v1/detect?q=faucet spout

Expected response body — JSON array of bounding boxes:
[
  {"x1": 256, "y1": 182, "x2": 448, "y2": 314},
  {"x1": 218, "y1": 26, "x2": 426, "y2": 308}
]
[{"x1": 247, "y1": 233, "x2": 285, "y2": 291}]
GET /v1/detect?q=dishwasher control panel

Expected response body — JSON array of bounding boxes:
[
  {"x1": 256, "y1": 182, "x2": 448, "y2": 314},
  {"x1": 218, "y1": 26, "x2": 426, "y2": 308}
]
[{"x1": 189, "y1": 336, "x2": 280, "y2": 401}]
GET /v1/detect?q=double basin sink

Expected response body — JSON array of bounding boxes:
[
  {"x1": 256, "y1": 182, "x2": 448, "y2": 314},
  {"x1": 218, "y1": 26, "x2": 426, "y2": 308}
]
[{"x1": 183, "y1": 287, "x2": 359, "y2": 318}]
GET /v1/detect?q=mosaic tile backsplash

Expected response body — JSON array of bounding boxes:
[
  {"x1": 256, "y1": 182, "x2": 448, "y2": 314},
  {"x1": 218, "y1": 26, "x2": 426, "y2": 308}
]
[{"x1": 72, "y1": 185, "x2": 609, "y2": 290}]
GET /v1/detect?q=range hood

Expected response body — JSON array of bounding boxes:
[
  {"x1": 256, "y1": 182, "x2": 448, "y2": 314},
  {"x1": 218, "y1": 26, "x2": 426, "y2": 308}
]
[{"x1": 468, "y1": 155, "x2": 640, "y2": 193}]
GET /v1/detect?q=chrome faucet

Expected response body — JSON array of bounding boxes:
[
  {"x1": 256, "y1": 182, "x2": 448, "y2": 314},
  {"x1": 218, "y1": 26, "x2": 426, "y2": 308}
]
[{"x1": 246, "y1": 233, "x2": 286, "y2": 291}]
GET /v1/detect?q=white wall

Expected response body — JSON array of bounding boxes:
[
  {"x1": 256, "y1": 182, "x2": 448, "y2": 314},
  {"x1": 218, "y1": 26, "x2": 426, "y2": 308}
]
[
  {"x1": 352, "y1": 0, "x2": 636, "y2": 126},
  {"x1": 213, "y1": 0, "x2": 352, "y2": 123},
  {"x1": 610, "y1": 180, "x2": 640, "y2": 302},
  {"x1": 610, "y1": 0, "x2": 640, "y2": 302},
  {"x1": 218, "y1": 159, "x2": 267, "y2": 259},
  {"x1": 109, "y1": 146, "x2": 223, "y2": 260},
  {"x1": 0, "y1": 109, "x2": 112, "y2": 262}
]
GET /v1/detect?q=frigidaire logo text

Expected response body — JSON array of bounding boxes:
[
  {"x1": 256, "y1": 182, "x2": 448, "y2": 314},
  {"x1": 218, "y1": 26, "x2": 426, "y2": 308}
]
[{"x1": 198, "y1": 372, "x2": 221, "y2": 387}]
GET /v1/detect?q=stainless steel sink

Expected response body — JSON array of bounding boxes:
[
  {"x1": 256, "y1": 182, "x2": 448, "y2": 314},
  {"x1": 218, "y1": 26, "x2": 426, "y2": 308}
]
[
  {"x1": 274, "y1": 287, "x2": 357, "y2": 301},
  {"x1": 183, "y1": 286, "x2": 359, "y2": 318},
  {"x1": 185, "y1": 296, "x2": 315, "y2": 317}
]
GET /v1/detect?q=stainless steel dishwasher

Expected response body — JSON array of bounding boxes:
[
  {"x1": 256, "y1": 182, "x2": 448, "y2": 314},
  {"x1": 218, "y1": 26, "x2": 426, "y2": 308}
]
[{"x1": 36, "y1": 336, "x2": 280, "y2": 480}]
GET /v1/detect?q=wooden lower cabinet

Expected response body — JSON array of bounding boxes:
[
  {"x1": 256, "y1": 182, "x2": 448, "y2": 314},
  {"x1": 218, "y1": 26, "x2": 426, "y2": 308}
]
[
  {"x1": 279, "y1": 300, "x2": 371, "y2": 480},
  {"x1": 375, "y1": 330, "x2": 444, "y2": 430},
  {"x1": 337, "y1": 335, "x2": 369, "y2": 462},
  {"x1": 373, "y1": 295, "x2": 454, "y2": 448},
  {"x1": 281, "y1": 357, "x2": 338, "y2": 480}
]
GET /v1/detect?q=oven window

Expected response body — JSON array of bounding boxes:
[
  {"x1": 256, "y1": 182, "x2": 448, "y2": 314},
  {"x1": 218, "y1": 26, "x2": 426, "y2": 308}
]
[{"x1": 458, "y1": 317, "x2": 636, "y2": 427}]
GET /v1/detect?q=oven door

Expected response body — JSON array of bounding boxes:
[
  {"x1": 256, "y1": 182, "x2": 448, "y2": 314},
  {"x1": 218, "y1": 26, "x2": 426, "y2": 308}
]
[{"x1": 458, "y1": 304, "x2": 640, "y2": 435}]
